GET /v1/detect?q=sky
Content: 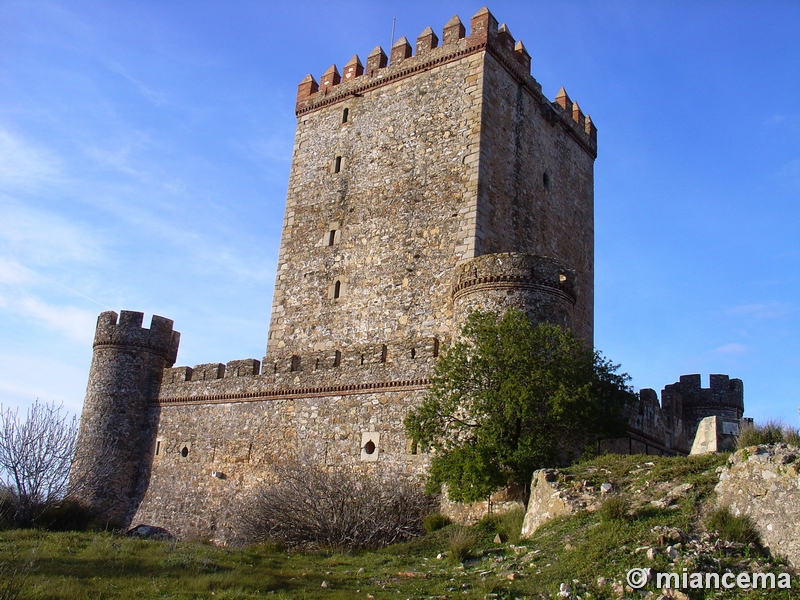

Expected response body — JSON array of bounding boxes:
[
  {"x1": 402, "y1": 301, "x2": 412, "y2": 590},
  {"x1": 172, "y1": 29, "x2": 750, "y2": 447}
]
[{"x1": 1, "y1": 1, "x2": 799, "y2": 426}]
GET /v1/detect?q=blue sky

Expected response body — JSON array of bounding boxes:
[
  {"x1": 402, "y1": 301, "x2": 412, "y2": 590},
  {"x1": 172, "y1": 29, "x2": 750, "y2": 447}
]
[{"x1": 1, "y1": 1, "x2": 799, "y2": 426}]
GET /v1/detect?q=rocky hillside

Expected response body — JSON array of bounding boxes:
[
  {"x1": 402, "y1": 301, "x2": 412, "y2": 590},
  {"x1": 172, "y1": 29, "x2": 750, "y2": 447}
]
[{"x1": 480, "y1": 450, "x2": 798, "y2": 598}]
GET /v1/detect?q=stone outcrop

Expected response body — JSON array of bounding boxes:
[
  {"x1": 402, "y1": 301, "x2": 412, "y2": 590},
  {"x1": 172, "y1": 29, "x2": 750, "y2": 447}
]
[
  {"x1": 715, "y1": 444, "x2": 800, "y2": 566},
  {"x1": 521, "y1": 469, "x2": 602, "y2": 538}
]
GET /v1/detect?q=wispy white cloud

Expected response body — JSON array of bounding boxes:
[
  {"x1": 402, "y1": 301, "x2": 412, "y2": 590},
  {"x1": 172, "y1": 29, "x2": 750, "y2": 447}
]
[
  {"x1": 726, "y1": 301, "x2": 794, "y2": 320},
  {"x1": 0, "y1": 292, "x2": 95, "y2": 343},
  {"x1": 713, "y1": 343, "x2": 748, "y2": 356},
  {"x1": 248, "y1": 136, "x2": 293, "y2": 165},
  {"x1": 106, "y1": 60, "x2": 169, "y2": 106},
  {"x1": 764, "y1": 113, "x2": 800, "y2": 131},
  {"x1": 0, "y1": 257, "x2": 35, "y2": 284},
  {"x1": 0, "y1": 351, "x2": 88, "y2": 414},
  {"x1": 0, "y1": 196, "x2": 102, "y2": 265},
  {"x1": 0, "y1": 128, "x2": 60, "y2": 188},
  {"x1": 778, "y1": 158, "x2": 800, "y2": 185}
]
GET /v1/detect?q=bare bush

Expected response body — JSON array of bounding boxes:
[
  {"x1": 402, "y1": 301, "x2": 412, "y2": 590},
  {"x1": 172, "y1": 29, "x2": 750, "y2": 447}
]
[
  {"x1": 238, "y1": 462, "x2": 437, "y2": 549},
  {"x1": 0, "y1": 400, "x2": 77, "y2": 527}
]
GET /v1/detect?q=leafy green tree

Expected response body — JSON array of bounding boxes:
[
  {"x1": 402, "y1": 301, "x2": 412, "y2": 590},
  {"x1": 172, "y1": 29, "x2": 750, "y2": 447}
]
[{"x1": 404, "y1": 310, "x2": 635, "y2": 502}]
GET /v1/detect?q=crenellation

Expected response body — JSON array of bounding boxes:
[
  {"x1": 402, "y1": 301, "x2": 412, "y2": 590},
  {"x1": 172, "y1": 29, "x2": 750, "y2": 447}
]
[
  {"x1": 469, "y1": 7, "x2": 498, "y2": 43},
  {"x1": 164, "y1": 366, "x2": 193, "y2": 384},
  {"x1": 320, "y1": 64, "x2": 341, "y2": 92},
  {"x1": 92, "y1": 310, "x2": 179, "y2": 365},
  {"x1": 513, "y1": 40, "x2": 530, "y2": 72},
  {"x1": 225, "y1": 359, "x2": 260, "y2": 378},
  {"x1": 390, "y1": 36, "x2": 412, "y2": 65},
  {"x1": 442, "y1": 15, "x2": 466, "y2": 45},
  {"x1": 572, "y1": 100, "x2": 585, "y2": 129},
  {"x1": 415, "y1": 26, "x2": 438, "y2": 55},
  {"x1": 296, "y1": 73, "x2": 319, "y2": 102},
  {"x1": 496, "y1": 23, "x2": 514, "y2": 52},
  {"x1": 191, "y1": 363, "x2": 225, "y2": 381},
  {"x1": 555, "y1": 86, "x2": 572, "y2": 112},
  {"x1": 292, "y1": 10, "x2": 595, "y2": 166},
  {"x1": 342, "y1": 55, "x2": 363, "y2": 81},
  {"x1": 584, "y1": 114, "x2": 597, "y2": 140},
  {"x1": 365, "y1": 46, "x2": 387, "y2": 77}
]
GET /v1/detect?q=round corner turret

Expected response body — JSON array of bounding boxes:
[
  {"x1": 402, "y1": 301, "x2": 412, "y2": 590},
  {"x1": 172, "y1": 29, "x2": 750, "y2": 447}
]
[
  {"x1": 70, "y1": 309, "x2": 181, "y2": 527},
  {"x1": 451, "y1": 252, "x2": 581, "y2": 339}
]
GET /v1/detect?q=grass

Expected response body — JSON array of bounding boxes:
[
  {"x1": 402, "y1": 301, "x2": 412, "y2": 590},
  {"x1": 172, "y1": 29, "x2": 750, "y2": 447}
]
[
  {"x1": 422, "y1": 512, "x2": 451, "y2": 533},
  {"x1": 736, "y1": 419, "x2": 800, "y2": 449},
  {"x1": 475, "y1": 507, "x2": 526, "y2": 545},
  {"x1": 598, "y1": 495, "x2": 630, "y2": 522},
  {"x1": 0, "y1": 453, "x2": 795, "y2": 599},
  {"x1": 446, "y1": 525, "x2": 476, "y2": 563},
  {"x1": 707, "y1": 506, "x2": 761, "y2": 547}
]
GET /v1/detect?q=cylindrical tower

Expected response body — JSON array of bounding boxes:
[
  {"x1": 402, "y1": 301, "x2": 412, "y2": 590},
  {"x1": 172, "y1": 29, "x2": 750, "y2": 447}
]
[
  {"x1": 451, "y1": 252, "x2": 577, "y2": 338},
  {"x1": 70, "y1": 310, "x2": 179, "y2": 526}
]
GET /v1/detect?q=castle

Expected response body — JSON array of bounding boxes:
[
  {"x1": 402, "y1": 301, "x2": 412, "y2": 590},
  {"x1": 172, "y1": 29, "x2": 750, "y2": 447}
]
[{"x1": 70, "y1": 8, "x2": 744, "y2": 541}]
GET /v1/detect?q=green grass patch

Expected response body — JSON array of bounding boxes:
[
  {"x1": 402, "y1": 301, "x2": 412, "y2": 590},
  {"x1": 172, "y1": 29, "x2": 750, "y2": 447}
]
[
  {"x1": 0, "y1": 453, "x2": 794, "y2": 599},
  {"x1": 707, "y1": 506, "x2": 761, "y2": 546}
]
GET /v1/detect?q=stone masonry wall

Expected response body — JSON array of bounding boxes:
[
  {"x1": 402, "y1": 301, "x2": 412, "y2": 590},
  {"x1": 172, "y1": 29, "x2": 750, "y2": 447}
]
[
  {"x1": 266, "y1": 49, "x2": 484, "y2": 364},
  {"x1": 452, "y1": 252, "x2": 576, "y2": 334},
  {"x1": 266, "y1": 7, "x2": 597, "y2": 364},
  {"x1": 132, "y1": 387, "x2": 430, "y2": 541},
  {"x1": 476, "y1": 49, "x2": 595, "y2": 343}
]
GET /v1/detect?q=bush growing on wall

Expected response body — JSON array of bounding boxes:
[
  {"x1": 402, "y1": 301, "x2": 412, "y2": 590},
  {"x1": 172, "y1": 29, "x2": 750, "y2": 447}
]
[{"x1": 237, "y1": 461, "x2": 437, "y2": 549}]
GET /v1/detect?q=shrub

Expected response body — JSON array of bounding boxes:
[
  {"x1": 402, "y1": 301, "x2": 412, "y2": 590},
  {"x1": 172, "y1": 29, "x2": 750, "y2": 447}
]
[
  {"x1": 476, "y1": 507, "x2": 526, "y2": 544},
  {"x1": 736, "y1": 419, "x2": 800, "y2": 450},
  {"x1": 598, "y1": 495, "x2": 630, "y2": 522},
  {"x1": 707, "y1": 506, "x2": 760, "y2": 546},
  {"x1": 422, "y1": 513, "x2": 451, "y2": 533},
  {"x1": 37, "y1": 500, "x2": 100, "y2": 532},
  {"x1": 237, "y1": 461, "x2": 437, "y2": 550},
  {"x1": 447, "y1": 526, "x2": 476, "y2": 563}
]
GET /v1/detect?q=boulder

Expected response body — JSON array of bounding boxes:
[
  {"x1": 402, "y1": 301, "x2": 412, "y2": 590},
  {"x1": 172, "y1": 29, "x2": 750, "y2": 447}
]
[
  {"x1": 715, "y1": 444, "x2": 800, "y2": 566},
  {"x1": 126, "y1": 524, "x2": 175, "y2": 541}
]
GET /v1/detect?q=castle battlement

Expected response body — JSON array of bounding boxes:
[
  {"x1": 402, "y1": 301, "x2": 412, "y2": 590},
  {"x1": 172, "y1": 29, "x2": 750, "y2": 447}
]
[
  {"x1": 662, "y1": 374, "x2": 744, "y2": 425},
  {"x1": 161, "y1": 337, "x2": 441, "y2": 393},
  {"x1": 93, "y1": 310, "x2": 180, "y2": 366},
  {"x1": 295, "y1": 7, "x2": 596, "y2": 156}
]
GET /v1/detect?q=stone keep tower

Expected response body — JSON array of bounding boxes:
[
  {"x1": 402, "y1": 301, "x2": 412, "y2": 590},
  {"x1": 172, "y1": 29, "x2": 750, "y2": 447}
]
[
  {"x1": 265, "y1": 7, "x2": 596, "y2": 376},
  {"x1": 70, "y1": 8, "x2": 599, "y2": 539},
  {"x1": 70, "y1": 311, "x2": 179, "y2": 525}
]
